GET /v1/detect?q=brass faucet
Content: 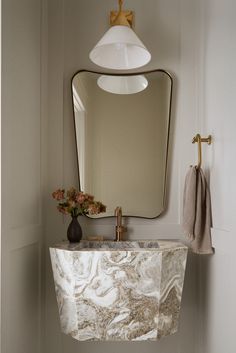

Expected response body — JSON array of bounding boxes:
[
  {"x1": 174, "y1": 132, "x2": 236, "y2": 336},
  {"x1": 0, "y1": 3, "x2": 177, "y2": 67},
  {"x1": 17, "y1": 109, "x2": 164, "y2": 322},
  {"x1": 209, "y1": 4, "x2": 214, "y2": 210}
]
[{"x1": 114, "y1": 206, "x2": 126, "y2": 241}]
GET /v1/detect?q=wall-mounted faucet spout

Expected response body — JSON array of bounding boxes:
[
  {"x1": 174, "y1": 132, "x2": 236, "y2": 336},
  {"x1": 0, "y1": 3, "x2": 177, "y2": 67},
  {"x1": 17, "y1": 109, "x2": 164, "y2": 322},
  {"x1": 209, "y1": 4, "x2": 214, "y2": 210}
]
[{"x1": 114, "y1": 206, "x2": 126, "y2": 241}]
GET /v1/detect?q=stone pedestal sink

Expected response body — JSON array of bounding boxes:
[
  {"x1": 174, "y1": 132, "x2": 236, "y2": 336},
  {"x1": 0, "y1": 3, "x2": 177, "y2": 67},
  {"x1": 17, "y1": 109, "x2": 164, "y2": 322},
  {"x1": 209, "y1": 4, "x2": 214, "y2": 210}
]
[{"x1": 50, "y1": 240, "x2": 188, "y2": 341}]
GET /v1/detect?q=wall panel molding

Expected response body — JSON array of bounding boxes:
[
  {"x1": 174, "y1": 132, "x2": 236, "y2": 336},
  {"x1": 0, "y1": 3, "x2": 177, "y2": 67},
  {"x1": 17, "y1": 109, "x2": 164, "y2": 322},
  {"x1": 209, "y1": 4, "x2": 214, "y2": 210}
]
[
  {"x1": 45, "y1": 1, "x2": 201, "y2": 353},
  {"x1": 1, "y1": 0, "x2": 44, "y2": 352}
]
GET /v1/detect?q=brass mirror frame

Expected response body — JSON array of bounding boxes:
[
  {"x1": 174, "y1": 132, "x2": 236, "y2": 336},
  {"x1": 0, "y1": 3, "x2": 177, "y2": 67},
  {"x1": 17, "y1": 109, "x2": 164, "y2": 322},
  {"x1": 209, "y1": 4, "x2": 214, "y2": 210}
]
[{"x1": 71, "y1": 69, "x2": 173, "y2": 219}]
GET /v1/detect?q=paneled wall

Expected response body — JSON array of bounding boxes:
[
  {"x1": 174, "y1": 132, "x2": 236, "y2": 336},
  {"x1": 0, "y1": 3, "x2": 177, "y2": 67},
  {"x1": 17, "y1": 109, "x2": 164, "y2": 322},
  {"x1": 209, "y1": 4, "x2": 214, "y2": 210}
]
[
  {"x1": 1, "y1": 0, "x2": 47, "y2": 352},
  {"x1": 198, "y1": 1, "x2": 236, "y2": 352},
  {"x1": 45, "y1": 1, "x2": 202, "y2": 353},
  {"x1": 1, "y1": 1, "x2": 235, "y2": 352}
]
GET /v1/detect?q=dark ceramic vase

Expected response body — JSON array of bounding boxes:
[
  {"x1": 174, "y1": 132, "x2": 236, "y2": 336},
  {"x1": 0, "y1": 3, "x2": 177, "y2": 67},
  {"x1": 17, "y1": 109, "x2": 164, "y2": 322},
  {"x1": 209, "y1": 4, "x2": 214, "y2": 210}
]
[{"x1": 67, "y1": 216, "x2": 82, "y2": 243}]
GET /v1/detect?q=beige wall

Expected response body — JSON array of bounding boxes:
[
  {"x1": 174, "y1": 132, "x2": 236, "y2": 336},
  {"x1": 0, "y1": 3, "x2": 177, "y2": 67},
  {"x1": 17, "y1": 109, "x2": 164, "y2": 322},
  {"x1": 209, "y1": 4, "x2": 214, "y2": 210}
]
[
  {"x1": 2, "y1": 1, "x2": 235, "y2": 352},
  {"x1": 1, "y1": 0, "x2": 48, "y2": 352},
  {"x1": 197, "y1": 0, "x2": 236, "y2": 352},
  {"x1": 45, "y1": 0, "x2": 201, "y2": 352}
]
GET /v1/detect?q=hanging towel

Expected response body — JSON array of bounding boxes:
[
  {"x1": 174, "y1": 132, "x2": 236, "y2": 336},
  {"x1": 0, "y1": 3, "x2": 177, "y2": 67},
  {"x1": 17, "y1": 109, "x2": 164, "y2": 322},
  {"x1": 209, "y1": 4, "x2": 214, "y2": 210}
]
[{"x1": 183, "y1": 166, "x2": 214, "y2": 254}]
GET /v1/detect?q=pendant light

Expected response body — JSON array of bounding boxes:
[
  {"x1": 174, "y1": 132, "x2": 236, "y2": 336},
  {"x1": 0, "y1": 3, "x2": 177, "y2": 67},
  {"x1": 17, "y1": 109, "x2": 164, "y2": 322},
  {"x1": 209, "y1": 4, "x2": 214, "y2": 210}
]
[
  {"x1": 89, "y1": 0, "x2": 151, "y2": 70},
  {"x1": 97, "y1": 75, "x2": 148, "y2": 94}
]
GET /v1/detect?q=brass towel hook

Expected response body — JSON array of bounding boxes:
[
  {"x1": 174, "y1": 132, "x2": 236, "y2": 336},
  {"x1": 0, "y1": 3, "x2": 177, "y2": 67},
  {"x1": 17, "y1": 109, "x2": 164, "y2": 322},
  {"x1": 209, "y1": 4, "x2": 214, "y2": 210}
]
[{"x1": 192, "y1": 134, "x2": 212, "y2": 168}]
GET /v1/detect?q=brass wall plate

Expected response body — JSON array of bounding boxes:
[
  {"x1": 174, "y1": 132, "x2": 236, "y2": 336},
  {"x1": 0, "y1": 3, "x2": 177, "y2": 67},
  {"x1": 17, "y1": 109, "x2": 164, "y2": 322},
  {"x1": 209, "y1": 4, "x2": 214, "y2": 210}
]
[{"x1": 110, "y1": 10, "x2": 134, "y2": 27}]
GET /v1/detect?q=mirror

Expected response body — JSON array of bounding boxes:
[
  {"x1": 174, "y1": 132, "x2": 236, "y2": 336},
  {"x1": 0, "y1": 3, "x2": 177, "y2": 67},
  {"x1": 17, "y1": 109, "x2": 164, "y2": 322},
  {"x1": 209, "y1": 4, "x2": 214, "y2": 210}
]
[{"x1": 72, "y1": 70, "x2": 173, "y2": 218}]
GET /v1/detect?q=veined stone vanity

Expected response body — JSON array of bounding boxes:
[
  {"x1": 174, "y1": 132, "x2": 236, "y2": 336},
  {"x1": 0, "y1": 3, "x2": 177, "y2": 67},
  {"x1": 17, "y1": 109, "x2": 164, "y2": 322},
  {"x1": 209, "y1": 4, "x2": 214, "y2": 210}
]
[{"x1": 50, "y1": 240, "x2": 188, "y2": 341}]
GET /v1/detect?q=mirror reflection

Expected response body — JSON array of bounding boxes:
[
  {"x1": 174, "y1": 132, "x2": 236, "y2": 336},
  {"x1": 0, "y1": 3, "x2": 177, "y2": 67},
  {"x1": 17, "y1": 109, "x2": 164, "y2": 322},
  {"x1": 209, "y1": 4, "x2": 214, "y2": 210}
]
[
  {"x1": 72, "y1": 70, "x2": 172, "y2": 218},
  {"x1": 97, "y1": 75, "x2": 148, "y2": 94}
]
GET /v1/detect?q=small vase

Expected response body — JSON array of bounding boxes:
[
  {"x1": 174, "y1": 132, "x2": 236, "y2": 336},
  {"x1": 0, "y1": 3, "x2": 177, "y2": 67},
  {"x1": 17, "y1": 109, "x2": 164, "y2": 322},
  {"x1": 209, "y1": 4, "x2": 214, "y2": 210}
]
[{"x1": 67, "y1": 216, "x2": 82, "y2": 243}]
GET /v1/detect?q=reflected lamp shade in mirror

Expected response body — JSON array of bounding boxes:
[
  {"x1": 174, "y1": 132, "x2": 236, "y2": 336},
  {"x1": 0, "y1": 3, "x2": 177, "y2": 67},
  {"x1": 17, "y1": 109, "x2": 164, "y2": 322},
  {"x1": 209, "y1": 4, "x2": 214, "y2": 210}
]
[
  {"x1": 89, "y1": 25, "x2": 151, "y2": 70},
  {"x1": 97, "y1": 75, "x2": 148, "y2": 94}
]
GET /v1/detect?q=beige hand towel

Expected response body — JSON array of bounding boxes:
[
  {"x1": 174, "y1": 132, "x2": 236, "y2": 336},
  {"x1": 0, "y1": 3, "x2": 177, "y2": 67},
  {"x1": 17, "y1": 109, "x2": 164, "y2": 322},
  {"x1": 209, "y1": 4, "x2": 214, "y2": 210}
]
[{"x1": 183, "y1": 166, "x2": 214, "y2": 254}]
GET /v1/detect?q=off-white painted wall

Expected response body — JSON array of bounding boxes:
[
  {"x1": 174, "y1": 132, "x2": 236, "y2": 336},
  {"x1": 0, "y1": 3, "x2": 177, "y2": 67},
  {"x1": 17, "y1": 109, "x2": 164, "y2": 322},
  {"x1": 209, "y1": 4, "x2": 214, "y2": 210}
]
[
  {"x1": 0, "y1": 0, "x2": 2, "y2": 347},
  {"x1": 1, "y1": 0, "x2": 47, "y2": 352},
  {"x1": 197, "y1": 0, "x2": 236, "y2": 352},
  {"x1": 45, "y1": 0, "x2": 202, "y2": 352}
]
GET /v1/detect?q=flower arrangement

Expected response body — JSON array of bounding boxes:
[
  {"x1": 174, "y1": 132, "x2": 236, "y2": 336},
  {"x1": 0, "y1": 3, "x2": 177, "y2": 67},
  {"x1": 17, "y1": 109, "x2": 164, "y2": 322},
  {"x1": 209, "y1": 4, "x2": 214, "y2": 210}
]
[{"x1": 52, "y1": 187, "x2": 106, "y2": 217}]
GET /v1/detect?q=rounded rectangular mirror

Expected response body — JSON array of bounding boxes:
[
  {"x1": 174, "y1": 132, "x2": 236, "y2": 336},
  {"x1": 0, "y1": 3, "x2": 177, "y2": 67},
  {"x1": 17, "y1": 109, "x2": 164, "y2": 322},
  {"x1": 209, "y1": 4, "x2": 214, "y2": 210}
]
[{"x1": 72, "y1": 69, "x2": 173, "y2": 218}]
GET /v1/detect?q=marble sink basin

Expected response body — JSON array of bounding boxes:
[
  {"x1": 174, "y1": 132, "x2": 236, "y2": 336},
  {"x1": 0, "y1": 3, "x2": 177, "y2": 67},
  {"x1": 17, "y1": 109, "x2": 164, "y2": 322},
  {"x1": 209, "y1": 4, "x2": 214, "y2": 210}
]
[
  {"x1": 53, "y1": 240, "x2": 160, "y2": 250},
  {"x1": 50, "y1": 240, "x2": 188, "y2": 341}
]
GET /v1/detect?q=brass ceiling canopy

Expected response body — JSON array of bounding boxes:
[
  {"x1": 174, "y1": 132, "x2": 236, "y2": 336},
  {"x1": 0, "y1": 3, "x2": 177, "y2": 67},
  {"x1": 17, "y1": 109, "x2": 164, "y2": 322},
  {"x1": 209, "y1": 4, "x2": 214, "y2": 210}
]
[{"x1": 110, "y1": 0, "x2": 133, "y2": 27}]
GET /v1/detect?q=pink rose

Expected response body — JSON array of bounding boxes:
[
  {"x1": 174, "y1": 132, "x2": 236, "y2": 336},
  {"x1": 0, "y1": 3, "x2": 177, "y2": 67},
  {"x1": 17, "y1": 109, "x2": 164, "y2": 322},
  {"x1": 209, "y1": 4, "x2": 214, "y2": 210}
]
[
  {"x1": 52, "y1": 189, "x2": 65, "y2": 201},
  {"x1": 76, "y1": 193, "x2": 86, "y2": 204},
  {"x1": 88, "y1": 203, "x2": 99, "y2": 215},
  {"x1": 67, "y1": 187, "x2": 77, "y2": 201},
  {"x1": 52, "y1": 187, "x2": 106, "y2": 217}
]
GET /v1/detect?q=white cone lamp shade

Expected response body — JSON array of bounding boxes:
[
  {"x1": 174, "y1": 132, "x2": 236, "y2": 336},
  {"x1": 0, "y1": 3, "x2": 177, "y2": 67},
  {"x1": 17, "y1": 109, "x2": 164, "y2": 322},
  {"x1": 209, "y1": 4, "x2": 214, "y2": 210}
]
[
  {"x1": 89, "y1": 25, "x2": 151, "y2": 70},
  {"x1": 97, "y1": 75, "x2": 148, "y2": 94}
]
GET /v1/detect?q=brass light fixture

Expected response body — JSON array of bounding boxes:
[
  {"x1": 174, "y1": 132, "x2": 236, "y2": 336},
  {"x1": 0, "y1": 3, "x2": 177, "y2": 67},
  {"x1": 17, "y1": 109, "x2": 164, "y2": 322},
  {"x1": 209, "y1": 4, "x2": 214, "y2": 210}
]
[{"x1": 89, "y1": 0, "x2": 151, "y2": 70}]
